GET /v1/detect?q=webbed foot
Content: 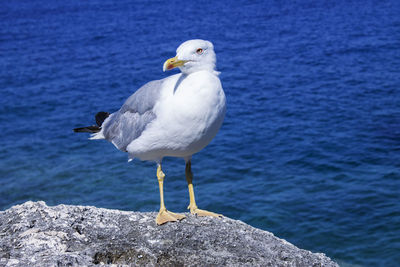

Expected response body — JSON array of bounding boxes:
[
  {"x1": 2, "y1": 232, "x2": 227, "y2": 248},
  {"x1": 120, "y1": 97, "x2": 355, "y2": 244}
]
[
  {"x1": 188, "y1": 205, "x2": 222, "y2": 217},
  {"x1": 156, "y1": 209, "x2": 186, "y2": 225}
]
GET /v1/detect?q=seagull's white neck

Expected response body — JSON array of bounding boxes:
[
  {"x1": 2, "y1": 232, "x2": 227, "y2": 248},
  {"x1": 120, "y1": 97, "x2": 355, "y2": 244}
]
[{"x1": 179, "y1": 62, "x2": 216, "y2": 75}]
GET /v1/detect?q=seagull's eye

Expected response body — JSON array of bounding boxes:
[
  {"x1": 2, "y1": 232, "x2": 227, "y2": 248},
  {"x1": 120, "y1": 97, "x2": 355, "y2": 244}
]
[{"x1": 196, "y1": 48, "x2": 203, "y2": 55}]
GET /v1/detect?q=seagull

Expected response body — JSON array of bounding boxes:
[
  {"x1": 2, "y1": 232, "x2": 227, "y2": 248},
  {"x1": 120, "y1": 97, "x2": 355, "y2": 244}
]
[{"x1": 74, "y1": 39, "x2": 226, "y2": 225}]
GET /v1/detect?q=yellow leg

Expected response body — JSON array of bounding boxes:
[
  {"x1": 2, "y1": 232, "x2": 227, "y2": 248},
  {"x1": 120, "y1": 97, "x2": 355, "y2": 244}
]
[
  {"x1": 156, "y1": 164, "x2": 185, "y2": 225},
  {"x1": 185, "y1": 161, "x2": 222, "y2": 218}
]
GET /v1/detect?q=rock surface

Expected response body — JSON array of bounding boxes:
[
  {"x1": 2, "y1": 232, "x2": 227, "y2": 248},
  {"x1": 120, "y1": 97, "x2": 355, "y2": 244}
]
[{"x1": 0, "y1": 201, "x2": 338, "y2": 267}]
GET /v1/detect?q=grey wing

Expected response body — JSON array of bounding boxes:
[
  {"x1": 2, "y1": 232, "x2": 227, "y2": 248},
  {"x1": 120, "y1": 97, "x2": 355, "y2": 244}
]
[{"x1": 101, "y1": 79, "x2": 164, "y2": 151}]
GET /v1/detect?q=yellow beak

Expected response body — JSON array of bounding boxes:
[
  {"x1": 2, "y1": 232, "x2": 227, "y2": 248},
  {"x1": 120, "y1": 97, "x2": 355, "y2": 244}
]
[{"x1": 163, "y1": 56, "x2": 187, "y2": 71}]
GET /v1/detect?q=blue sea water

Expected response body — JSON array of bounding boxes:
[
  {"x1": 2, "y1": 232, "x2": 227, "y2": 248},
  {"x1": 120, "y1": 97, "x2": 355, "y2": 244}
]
[{"x1": 1, "y1": 0, "x2": 400, "y2": 265}]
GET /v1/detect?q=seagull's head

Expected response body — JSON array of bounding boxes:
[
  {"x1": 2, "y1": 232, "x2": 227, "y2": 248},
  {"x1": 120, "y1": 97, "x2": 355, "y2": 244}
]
[{"x1": 163, "y1": 39, "x2": 216, "y2": 75}]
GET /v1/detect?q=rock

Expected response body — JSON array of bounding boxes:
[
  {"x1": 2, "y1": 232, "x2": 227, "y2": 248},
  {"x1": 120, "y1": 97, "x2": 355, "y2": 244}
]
[{"x1": 0, "y1": 201, "x2": 338, "y2": 267}]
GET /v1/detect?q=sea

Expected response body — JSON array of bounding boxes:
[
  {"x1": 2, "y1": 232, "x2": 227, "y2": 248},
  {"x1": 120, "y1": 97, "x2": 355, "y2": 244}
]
[{"x1": 1, "y1": 1, "x2": 399, "y2": 266}]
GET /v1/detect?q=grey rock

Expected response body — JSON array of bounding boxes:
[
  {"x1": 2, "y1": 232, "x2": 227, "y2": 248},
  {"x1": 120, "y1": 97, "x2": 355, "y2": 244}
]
[{"x1": 0, "y1": 201, "x2": 338, "y2": 267}]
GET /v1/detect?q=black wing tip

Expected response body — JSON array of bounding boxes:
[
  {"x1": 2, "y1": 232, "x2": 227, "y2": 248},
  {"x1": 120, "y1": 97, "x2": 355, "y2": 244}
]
[
  {"x1": 96, "y1": 111, "x2": 110, "y2": 127},
  {"x1": 74, "y1": 111, "x2": 109, "y2": 133},
  {"x1": 73, "y1": 125, "x2": 100, "y2": 133}
]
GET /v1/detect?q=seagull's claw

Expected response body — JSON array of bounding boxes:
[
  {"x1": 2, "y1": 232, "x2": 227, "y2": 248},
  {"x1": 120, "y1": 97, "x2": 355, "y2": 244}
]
[
  {"x1": 188, "y1": 205, "x2": 222, "y2": 218},
  {"x1": 156, "y1": 209, "x2": 185, "y2": 225}
]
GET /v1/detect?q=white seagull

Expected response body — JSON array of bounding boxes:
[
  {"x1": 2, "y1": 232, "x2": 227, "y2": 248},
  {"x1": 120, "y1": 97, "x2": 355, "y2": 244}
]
[{"x1": 74, "y1": 39, "x2": 226, "y2": 225}]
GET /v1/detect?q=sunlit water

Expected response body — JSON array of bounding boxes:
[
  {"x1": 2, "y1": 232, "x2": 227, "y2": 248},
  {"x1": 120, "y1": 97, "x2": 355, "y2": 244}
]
[{"x1": 1, "y1": 1, "x2": 400, "y2": 266}]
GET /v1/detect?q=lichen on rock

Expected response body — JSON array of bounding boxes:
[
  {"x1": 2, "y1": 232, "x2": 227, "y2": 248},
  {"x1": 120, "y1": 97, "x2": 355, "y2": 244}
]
[{"x1": 0, "y1": 201, "x2": 338, "y2": 266}]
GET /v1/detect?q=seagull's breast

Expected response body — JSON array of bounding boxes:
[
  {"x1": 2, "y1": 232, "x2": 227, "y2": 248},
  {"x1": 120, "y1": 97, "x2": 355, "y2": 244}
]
[
  {"x1": 161, "y1": 71, "x2": 226, "y2": 150},
  {"x1": 170, "y1": 71, "x2": 225, "y2": 128},
  {"x1": 128, "y1": 71, "x2": 226, "y2": 160}
]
